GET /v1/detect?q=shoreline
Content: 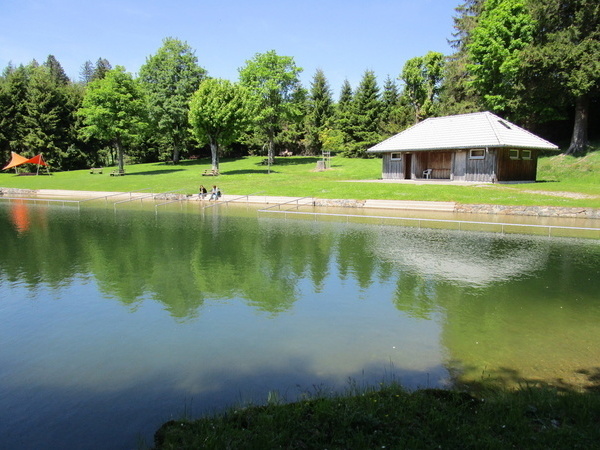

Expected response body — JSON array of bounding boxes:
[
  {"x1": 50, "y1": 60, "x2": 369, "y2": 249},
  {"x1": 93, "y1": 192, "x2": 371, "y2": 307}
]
[{"x1": 2, "y1": 187, "x2": 600, "y2": 220}]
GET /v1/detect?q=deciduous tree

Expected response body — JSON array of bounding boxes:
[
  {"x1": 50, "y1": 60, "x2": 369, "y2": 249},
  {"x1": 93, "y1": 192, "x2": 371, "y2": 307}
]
[
  {"x1": 467, "y1": 0, "x2": 535, "y2": 118},
  {"x1": 139, "y1": 37, "x2": 206, "y2": 163},
  {"x1": 238, "y1": 50, "x2": 302, "y2": 165},
  {"x1": 78, "y1": 66, "x2": 147, "y2": 171},
  {"x1": 188, "y1": 79, "x2": 251, "y2": 171}
]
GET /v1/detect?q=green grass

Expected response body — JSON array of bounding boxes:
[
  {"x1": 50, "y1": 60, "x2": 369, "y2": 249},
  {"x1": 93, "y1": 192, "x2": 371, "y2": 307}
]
[
  {"x1": 1, "y1": 148, "x2": 599, "y2": 208},
  {"x1": 153, "y1": 383, "x2": 600, "y2": 449}
]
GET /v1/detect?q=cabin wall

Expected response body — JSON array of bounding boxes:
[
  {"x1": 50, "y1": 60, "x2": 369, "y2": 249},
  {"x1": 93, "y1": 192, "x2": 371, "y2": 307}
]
[
  {"x1": 464, "y1": 148, "x2": 497, "y2": 182},
  {"x1": 381, "y1": 153, "x2": 405, "y2": 179},
  {"x1": 496, "y1": 148, "x2": 538, "y2": 181}
]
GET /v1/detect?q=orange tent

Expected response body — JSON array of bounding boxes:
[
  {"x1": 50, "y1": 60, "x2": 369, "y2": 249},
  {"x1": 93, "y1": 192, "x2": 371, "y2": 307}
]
[
  {"x1": 2, "y1": 152, "x2": 49, "y2": 174},
  {"x1": 2, "y1": 152, "x2": 30, "y2": 170}
]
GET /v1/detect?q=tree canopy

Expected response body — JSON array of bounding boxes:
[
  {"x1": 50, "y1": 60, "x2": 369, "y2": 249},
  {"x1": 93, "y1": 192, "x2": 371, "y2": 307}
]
[
  {"x1": 188, "y1": 78, "x2": 251, "y2": 171},
  {"x1": 139, "y1": 37, "x2": 206, "y2": 163},
  {"x1": 78, "y1": 66, "x2": 147, "y2": 171},
  {"x1": 238, "y1": 50, "x2": 303, "y2": 165}
]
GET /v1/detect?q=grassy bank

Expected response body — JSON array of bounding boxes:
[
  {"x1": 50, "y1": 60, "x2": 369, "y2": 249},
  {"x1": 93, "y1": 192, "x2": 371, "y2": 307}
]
[
  {"x1": 1, "y1": 149, "x2": 599, "y2": 208},
  {"x1": 153, "y1": 384, "x2": 600, "y2": 449}
]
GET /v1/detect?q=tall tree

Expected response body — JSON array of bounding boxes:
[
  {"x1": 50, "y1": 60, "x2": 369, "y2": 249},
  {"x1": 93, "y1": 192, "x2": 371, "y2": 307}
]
[
  {"x1": 44, "y1": 55, "x2": 70, "y2": 85},
  {"x1": 0, "y1": 64, "x2": 29, "y2": 163},
  {"x1": 21, "y1": 65, "x2": 68, "y2": 166},
  {"x1": 380, "y1": 75, "x2": 408, "y2": 135},
  {"x1": 400, "y1": 51, "x2": 446, "y2": 123},
  {"x1": 440, "y1": 0, "x2": 485, "y2": 115},
  {"x1": 80, "y1": 60, "x2": 95, "y2": 85},
  {"x1": 238, "y1": 50, "x2": 303, "y2": 165},
  {"x1": 92, "y1": 58, "x2": 112, "y2": 81},
  {"x1": 188, "y1": 79, "x2": 251, "y2": 171},
  {"x1": 305, "y1": 69, "x2": 334, "y2": 155},
  {"x1": 342, "y1": 70, "x2": 382, "y2": 157},
  {"x1": 467, "y1": 0, "x2": 536, "y2": 118},
  {"x1": 139, "y1": 37, "x2": 206, "y2": 163},
  {"x1": 521, "y1": 0, "x2": 600, "y2": 154},
  {"x1": 78, "y1": 66, "x2": 147, "y2": 171}
]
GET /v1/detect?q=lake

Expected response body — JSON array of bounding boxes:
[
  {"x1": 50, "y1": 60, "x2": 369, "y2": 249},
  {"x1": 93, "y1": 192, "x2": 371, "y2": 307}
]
[{"x1": 1, "y1": 200, "x2": 599, "y2": 449}]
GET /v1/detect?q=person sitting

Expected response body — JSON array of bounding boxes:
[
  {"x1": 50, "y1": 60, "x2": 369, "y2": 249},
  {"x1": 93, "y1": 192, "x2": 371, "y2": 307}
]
[
  {"x1": 198, "y1": 185, "x2": 207, "y2": 199},
  {"x1": 209, "y1": 185, "x2": 221, "y2": 201}
]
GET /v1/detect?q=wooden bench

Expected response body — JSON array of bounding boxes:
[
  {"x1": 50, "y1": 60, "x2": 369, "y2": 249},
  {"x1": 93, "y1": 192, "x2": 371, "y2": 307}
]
[
  {"x1": 110, "y1": 168, "x2": 125, "y2": 176},
  {"x1": 89, "y1": 167, "x2": 103, "y2": 174},
  {"x1": 202, "y1": 169, "x2": 219, "y2": 176}
]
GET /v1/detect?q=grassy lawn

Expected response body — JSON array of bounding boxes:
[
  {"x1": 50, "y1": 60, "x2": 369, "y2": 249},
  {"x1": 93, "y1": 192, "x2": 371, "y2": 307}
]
[
  {"x1": 1, "y1": 149, "x2": 599, "y2": 208},
  {"x1": 153, "y1": 383, "x2": 600, "y2": 449}
]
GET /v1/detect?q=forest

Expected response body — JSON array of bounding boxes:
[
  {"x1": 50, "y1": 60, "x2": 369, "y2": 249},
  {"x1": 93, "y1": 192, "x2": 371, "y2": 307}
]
[{"x1": 0, "y1": 0, "x2": 598, "y2": 172}]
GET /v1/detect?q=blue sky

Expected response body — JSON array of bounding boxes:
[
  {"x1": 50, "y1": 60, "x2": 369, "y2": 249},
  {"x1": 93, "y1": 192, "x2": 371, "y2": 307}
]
[{"x1": 1, "y1": 0, "x2": 459, "y2": 95}]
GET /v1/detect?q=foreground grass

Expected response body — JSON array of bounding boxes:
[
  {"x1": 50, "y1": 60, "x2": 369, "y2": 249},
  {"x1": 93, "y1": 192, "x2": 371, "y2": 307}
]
[
  {"x1": 1, "y1": 149, "x2": 599, "y2": 208},
  {"x1": 153, "y1": 384, "x2": 600, "y2": 449}
]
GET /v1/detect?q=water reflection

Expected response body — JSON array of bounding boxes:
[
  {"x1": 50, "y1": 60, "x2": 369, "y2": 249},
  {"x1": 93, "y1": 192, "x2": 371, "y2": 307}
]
[{"x1": 1, "y1": 202, "x2": 599, "y2": 449}]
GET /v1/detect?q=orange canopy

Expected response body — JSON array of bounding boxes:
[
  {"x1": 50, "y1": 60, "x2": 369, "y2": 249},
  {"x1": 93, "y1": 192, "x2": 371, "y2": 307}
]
[
  {"x1": 2, "y1": 152, "x2": 48, "y2": 170},
  {"x1": 25, "y1": 154, "x2": 48, "y2": 166},
  {"x1": 2, "y1": 152, "x2": 30, "y2": 170}
]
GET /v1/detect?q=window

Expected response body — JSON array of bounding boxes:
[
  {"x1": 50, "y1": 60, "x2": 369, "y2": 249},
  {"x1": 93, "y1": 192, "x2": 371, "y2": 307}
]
[
  {"x1": 521, "y1": 150, "x2": 532, "y2": 160},
  {"x1": 469, "y1": 149, "x2": 485, "y2": 159},
  {"x1": 390, "y1": 152, "x2": 402, "y2": 160},
  {"x1": 509, "y1": 149, "x2": 519, "y2": 160}
]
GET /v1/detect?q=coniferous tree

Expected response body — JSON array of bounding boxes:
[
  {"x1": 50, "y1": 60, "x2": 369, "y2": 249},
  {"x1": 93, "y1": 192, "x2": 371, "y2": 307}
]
[
  {"x1": 305, "y1": 69, "x2": 334, "y2": 155},
  {"x1": 22, "y1": 65, "x2": 69, "y2": 166},
  {"x1": 342, "y1": 70, "x2": 381, "y2": 157},
  {"x1": 44, "y1": 55, "x2": 70, "y2": 85},
  {"x1": 92, "y1": 58, "x2": 112, "y2": 81},
  {"x1": 0, "y1": 64, "x2": 29, "y2": 163},
  {"x1": 335, "y1": 79, "x2": 354, "y2": 155},
  {"x1": 440, "y1": 0, "x2": 485, "y2": 115},
  {"x1": 80, "y1": 61, "x2": 95, "y2": 84},
  {"x1": 278, "y1": 83, "x2": 308, "y2": 155},
  {"x1": 380, "y1": 75, "x2": 407, "y2": 135}
]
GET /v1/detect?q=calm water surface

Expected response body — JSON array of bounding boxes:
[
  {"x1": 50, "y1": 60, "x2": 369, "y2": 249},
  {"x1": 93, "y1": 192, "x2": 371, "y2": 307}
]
[{"x1": 1, "y1": 201, "x2": 599, "y2": 449}]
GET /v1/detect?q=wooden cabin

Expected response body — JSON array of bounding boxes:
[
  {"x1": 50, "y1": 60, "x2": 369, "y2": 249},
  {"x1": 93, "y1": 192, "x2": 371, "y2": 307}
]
[{"x1": 367, "y1": 111, "x2": 558, "y2": 183}]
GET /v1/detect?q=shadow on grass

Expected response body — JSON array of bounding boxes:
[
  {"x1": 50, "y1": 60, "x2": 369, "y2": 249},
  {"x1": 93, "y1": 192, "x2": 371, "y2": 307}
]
[
  {"x1": 129, "y1": 169, "x2": 186, "y2": 176},
  {"x1": 272, "y1": 157, "x2": 320, "y2": 166},
  {"x1": 223, "y1": 169, "x2": 278, "y2": 175}
]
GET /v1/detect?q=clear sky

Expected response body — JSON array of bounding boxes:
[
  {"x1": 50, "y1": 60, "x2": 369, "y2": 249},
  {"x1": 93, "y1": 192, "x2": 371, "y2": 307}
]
[{"x1": 1, "y1": 0, "x2": 459, "y2": 96}]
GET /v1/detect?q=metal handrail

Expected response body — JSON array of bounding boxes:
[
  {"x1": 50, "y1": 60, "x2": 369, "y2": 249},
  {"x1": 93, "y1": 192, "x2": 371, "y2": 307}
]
[
  {"x1": 259, "y1": 196, "x2": 314, "y2": 211},
  {"x1": 79, "y1": 188, "x2": 152, "y2": 203},
  {"x1": 113, "y1": 189, "x2": 185, "y2": 209},
  {"x1": 0, "y1": 196, "x2": 80, "y2": 206},
  {"x1": 203, "y1": 191, "x2": 266, "y2": 209},
  {"x1": 258, "y1": 209, "x2": 600, "y2": 238}
]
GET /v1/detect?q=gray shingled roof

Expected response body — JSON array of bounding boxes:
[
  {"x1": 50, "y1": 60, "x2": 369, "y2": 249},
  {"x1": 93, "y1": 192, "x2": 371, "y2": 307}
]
[{"x1": 367, "y1": 111, "x2": 559, "y2": 153}]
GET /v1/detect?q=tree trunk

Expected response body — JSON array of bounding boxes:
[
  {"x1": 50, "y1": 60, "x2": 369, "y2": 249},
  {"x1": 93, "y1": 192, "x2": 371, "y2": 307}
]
[
  {"x1": 172, "y1": 140, "x2": 180, "y2": 164},
  {"x1": 565, "y1": 94, "x2": 589, "y2": 155},
  {"x1": 115, "y1": 138, "x2": 124, "y2": 171},
  {"x1": 268, "y1": 138, "x2": 275, "y2": 166},
  {"x1": 209, "y1": 138, "x2": 219, "y2": 171}
]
